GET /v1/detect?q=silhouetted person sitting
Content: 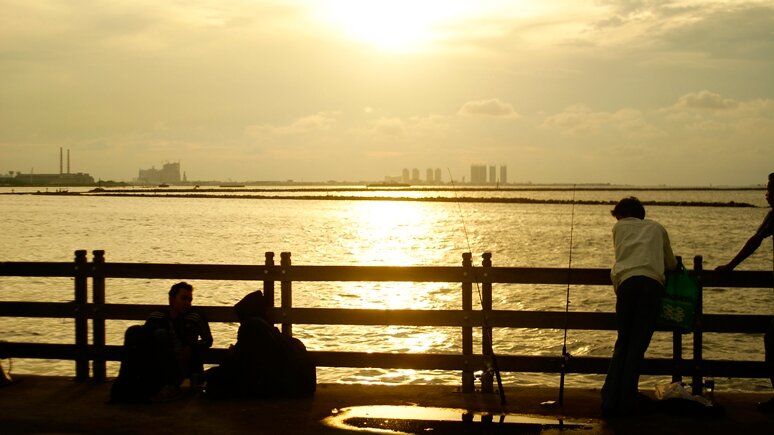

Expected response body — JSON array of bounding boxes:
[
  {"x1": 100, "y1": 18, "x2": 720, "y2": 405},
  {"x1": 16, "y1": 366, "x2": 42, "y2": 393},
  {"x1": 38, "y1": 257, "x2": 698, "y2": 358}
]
[
  {"x1": 204, "y1": 290, "x2": 315, "y2": 399},
  {"x1": 111, "y1": 281, "x2": 212, "y2": 402}
]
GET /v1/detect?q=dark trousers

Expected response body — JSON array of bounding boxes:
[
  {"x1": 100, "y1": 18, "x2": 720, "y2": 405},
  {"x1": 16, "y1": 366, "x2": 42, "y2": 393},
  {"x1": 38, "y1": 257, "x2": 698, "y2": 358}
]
[
  {"x1": 766, "y1": 317, "x2": 774, "y2": 388},
  {"x1": 601, "y1": 276, "x2": 664, "y2": 413}
]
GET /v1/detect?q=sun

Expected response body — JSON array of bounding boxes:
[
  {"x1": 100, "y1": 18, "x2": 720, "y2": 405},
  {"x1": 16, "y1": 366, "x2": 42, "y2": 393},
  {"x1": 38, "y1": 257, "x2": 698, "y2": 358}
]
[{"x1": 314, "y1": 0, "x2": 474, "y2": 53}]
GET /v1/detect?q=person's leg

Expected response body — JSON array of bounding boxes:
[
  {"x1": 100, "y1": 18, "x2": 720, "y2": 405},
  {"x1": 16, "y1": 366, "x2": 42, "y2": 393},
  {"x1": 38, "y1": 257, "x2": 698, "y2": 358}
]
[
  {"x1": 601, "y1": 281, "x2": 638, "y2": 413},
  {"x1": 765, "y1": 316, "x2": 774, "y2": 388},
  {"x1": 618, "y1": 277, "x2": 662, "y2": 413},
  {"x1": 758, "y1": 317, "x2": 774, "y2": 412}
]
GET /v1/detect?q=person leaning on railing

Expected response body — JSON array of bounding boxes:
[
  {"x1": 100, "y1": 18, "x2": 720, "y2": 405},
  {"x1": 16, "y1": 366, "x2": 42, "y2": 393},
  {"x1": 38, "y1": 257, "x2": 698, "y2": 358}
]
[
  {"x1": 601, "y1": 196, "x2": 678, "y2": 418},
  {"x1": 715, "y1": 172, "x2": 774, "y2": 413}
]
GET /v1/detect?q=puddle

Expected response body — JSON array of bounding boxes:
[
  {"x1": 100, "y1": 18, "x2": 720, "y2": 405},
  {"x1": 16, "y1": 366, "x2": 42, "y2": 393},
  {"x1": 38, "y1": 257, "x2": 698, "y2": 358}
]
[{"x1": 322, "y1": 405, "x2": 595, "y2": 434}]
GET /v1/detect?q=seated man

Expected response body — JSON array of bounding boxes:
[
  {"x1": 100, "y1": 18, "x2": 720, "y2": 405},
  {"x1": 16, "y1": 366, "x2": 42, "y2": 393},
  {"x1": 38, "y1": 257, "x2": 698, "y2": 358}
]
[{"x1": 111, "y1": 281, "x2": 212, "y2": 402}]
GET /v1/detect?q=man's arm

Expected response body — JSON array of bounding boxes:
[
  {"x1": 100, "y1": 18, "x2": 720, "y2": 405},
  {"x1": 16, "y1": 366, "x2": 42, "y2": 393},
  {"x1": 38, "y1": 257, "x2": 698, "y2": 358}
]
[{"x1": 715, "y1": 233, "x2": 764, "y2": 271}]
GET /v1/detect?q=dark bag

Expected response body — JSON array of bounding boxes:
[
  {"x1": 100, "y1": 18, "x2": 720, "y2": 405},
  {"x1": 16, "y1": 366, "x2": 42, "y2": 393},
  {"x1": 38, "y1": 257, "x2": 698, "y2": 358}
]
[
  {"x1": 278, "y1": 334, "x2": 316, "y2": 397},
  {"x1": 110, "y1": 325, "x2": 164, "y2": 402},
  {"x1": 658, "y1": 261, "x2": 700, "y2": 333},
  {"x1": 204, "y1": 317, "x2": 316, "y2": 399}
]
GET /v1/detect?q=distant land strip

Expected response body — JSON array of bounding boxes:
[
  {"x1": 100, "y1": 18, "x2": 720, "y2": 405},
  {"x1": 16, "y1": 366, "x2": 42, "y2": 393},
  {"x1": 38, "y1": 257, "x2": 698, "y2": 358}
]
[{"x1": 45, "y1": 191, "x2": 756, "y2": 207}]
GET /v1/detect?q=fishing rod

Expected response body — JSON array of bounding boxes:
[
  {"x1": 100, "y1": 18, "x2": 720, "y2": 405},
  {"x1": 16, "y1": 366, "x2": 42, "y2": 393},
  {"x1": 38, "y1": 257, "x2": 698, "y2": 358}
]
[
  {"x1": 558, "y1": 184, "x2": 577, "y2": 407},
  {"x1": 447, "y1": 169, "x2": 507, "y2": 407}
]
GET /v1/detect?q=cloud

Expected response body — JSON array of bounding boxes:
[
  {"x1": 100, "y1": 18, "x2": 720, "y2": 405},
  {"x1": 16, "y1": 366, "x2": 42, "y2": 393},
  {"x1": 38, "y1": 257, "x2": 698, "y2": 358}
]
[
  {"x1": 542, "y1": 104, "x2": 663, "y2": 139},
  {"x1": 458, "y1": 98, "x2": 521, "y2": 118},
  {"x1": 673, "y1": 90, "x2": 737, "y2": 110},
  {"x1": 245, "y1": 111, "x2": 339, "y2": 136},
  {"x1": 370, "y1": 117, "x2": 405, "y2": 136}
]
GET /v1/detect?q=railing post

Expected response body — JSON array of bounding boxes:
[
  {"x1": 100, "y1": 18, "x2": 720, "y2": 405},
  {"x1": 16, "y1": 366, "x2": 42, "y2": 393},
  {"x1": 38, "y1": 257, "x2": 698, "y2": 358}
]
[
  {"x1": 671, "y1": 331, "x2": 683, "y2": 383},
  {"x1": 74, "y1": 250, "x2": 89, "y2": 382},
  {"x1": 461, "y1": 252, "x2": 474, "y2": 393},
  {"x1": 280, "y1": 252, "x2": 292, "y2": 336},
  {"x1": 671, "y1": 255, "x2": 683, "y2": 384},
  {"x1": 264, "y1": 252, "x2": 275, "y2": 324},
  {"x1": 480, "y1": 252, "x2": 494, "y2": 394},
  {"x1": 692, "y1": 255, "x2": 704, "y2": 395},
  {"x1": 91, "y1": 250, "x2": 106, "y2": 382}
]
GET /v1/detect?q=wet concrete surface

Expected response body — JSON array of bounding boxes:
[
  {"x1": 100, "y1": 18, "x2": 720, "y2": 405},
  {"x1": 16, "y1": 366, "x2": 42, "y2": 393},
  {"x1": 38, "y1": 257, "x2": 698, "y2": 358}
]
[{"x1": 1, "y1": 375, "x2": 773, "y2": 434}]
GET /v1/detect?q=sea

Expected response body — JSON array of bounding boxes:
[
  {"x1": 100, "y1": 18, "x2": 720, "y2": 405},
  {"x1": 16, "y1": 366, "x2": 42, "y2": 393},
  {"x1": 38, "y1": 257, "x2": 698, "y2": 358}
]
[{"x1": 1, "y1": 185, "x2": 772, "y2": 393}]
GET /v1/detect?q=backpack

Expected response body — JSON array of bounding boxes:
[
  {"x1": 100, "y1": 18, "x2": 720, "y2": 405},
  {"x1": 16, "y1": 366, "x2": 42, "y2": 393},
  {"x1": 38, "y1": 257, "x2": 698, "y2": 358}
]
[
  {"x1": 204, "y1": 318, "x2": 316, "y2": 399},
  {"x1": 277, "y1": 333, "x2": 316, "y2": 398},
  {"x1": 110, "y1": 325, "x2": 164, "y2": 402}
]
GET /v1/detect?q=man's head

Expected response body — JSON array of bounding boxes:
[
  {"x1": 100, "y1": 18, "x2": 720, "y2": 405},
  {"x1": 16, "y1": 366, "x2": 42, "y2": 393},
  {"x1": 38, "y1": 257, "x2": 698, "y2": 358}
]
[
  {"x1": 169, "y1": 281, "x2": 193, "y2": 317},
  {"x1": 767, "y1": 172, "x2": 773, "y2": 208},
  {"x1": 611, "y1": 196, "x2": 646, "y2": 220}
]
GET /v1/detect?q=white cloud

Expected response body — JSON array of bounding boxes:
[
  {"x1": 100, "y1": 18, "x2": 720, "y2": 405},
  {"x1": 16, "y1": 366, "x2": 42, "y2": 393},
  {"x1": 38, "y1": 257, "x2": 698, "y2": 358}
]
[
  {"x1": 458, "y1": 98, "x2": 521, "y2": 118},
  {"x1": 674, "y1": 90, "x2": 737, "y2": 110},
  {"x1": 245, "y1": 111, "x2": 339, "y2": 136}
]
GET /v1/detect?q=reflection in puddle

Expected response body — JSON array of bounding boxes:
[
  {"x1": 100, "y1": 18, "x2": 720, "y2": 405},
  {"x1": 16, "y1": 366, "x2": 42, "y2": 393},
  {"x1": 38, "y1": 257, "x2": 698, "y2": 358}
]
[{"x1": 322, "y1": 405, "x2": 595, "y2": 434}]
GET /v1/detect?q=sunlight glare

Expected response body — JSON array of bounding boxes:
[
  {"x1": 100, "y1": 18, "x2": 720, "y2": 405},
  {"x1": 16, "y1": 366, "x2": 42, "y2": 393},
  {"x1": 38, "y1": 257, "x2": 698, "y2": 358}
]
[{"x1": 314, "y1": 0, "x2": 477, "y2": 52}]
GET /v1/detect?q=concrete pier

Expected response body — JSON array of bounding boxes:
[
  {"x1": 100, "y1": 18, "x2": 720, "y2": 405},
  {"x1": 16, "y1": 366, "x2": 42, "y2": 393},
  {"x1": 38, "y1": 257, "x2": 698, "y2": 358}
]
[{"x1": 1, "y1": 376, "x2": 772, "y2": 434}]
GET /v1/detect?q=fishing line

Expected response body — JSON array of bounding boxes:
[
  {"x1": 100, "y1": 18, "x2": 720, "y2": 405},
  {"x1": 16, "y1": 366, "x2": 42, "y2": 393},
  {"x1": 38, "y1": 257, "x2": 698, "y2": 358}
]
[
  {"x1": 447, "y1": 169, "x2": 507, "y2": 407},
  {"x1": 558, "y1": 184, "x2": 577, "y2": 407}
]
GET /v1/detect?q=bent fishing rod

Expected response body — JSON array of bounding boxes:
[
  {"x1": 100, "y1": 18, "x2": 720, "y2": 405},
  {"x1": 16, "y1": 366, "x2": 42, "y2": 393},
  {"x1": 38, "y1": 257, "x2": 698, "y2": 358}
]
[
  {"x1": 558, "y1": 184, "x2": 577, "y2": 407},
  {"x1": 447, "y1": 169, "x2": 507, "y2": 407}
]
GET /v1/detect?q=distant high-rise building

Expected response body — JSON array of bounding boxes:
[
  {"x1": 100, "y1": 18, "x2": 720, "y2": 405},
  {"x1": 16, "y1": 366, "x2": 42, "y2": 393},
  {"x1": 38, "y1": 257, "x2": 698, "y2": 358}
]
[
  {"x1": 426, "y1": 168, "x2": 434, "y2": 183},
  {"x1": 470, "y1": 164, "x2": 487, "y2": 184},
  {"x1": 434, "y1": 168, "x2": 442, "y2": 183},
  {"x1": 489, "y1": 165, "x2": 497, "y2": 184},
  {"x1": 402, "y1": 168, "x2": 410, "y2": 183},
  {"x1": 411, "y1": 168, "x2": 420, "y2": 182},
  {"x1": 499, "y1": 165, "x2": 507, "y2": 185}
]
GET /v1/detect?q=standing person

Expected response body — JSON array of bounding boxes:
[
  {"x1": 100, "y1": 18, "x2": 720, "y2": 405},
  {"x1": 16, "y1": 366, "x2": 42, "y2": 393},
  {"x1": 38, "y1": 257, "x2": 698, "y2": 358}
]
[
  {"x1": 715, "y1": 172, "x2": 774, "y2": 412},
  {"x1": 601, "y1": 197, "x2": 677, "y2": 417}
]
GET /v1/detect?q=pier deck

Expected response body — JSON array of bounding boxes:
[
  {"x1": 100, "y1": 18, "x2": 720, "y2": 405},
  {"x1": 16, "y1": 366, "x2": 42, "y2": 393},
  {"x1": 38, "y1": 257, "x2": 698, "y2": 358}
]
[{"x1": 1, "y1": 376, "x2": 772, "y2": 434}]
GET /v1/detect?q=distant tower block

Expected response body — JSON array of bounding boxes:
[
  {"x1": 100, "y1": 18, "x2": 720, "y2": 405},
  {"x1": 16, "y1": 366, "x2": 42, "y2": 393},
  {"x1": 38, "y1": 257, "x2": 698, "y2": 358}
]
[
  {"x1": 434, "y1": 168, "x2": 442, "y2": 183},
  {"x1": 402, "y1": 168, "x2": 410, "y2": 183},
  {"x1": 426, "y1": 168, "x2": 433, "y2": 183},
  {"x1": 411, "y1": 168, "x2": 419, "y2": 182},
  {"x1": 488, "y1": 165, "x2": 496, "y2": 184},
  {"x1": 470, "y1": 164, "x2": 487, "y2": 184},
  {"x1": 499, "y1": 165, "x2": 507, "y2": 184}
]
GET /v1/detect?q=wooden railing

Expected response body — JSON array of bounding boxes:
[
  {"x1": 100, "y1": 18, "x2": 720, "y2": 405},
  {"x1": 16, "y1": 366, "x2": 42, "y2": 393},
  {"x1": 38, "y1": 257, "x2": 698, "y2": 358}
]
[{"x1": 0, "y1": 250, "x2": 771, "y2": 395}]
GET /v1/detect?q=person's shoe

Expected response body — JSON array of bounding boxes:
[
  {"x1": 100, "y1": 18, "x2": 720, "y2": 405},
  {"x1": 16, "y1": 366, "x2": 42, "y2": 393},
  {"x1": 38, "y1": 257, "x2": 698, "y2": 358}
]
[
  {"x1": 757, "y1": 397, "x2": 774, "y2": 413},
  {"x1": 150, "y1": 384, "x2": 184, "y2": 403}
]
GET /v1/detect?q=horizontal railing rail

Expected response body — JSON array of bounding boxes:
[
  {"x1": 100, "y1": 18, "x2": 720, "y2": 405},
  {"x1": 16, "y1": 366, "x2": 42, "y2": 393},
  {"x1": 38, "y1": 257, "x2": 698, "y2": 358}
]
[{"x1": 1, "y1": 250, "x2": 771, "y2": 396}]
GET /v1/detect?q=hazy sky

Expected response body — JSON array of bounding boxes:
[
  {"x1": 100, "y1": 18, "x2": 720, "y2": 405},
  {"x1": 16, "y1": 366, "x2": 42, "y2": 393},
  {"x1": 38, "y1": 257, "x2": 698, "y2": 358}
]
[{"x1": 1, "y1": 0, "x2": 773, "y2": 185}]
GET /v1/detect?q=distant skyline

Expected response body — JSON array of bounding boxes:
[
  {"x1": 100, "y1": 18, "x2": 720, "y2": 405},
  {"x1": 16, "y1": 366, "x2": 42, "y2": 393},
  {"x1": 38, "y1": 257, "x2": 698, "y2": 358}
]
[{"x1": 1, "y1": 1, "x2": 773, "y2": 186}]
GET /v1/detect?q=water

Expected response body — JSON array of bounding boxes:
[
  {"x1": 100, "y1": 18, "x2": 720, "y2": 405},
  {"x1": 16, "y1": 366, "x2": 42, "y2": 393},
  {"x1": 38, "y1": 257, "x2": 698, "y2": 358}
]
[{"x1": 0, "y1": 187, "x2": 771, "y2": 392}]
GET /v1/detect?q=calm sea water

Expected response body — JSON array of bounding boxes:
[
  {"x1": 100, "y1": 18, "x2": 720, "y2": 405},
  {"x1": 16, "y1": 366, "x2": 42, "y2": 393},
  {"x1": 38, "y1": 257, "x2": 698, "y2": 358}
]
[{"x1": 1, "y1": 187, "x2": 772, "y2": 393}]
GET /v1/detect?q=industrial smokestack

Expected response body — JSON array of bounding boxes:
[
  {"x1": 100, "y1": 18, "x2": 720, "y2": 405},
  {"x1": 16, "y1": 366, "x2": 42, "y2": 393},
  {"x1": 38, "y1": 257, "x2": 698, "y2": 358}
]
[{"x1": 60, "y1": 147, "x2": 63, "y2": 175}]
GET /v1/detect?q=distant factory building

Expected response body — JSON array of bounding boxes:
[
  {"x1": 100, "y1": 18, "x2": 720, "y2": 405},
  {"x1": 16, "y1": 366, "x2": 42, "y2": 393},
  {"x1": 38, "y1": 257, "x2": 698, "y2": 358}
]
[
  {"x1": 4, "y1": 148, "x2": 94, "y2": 186},
  {"x1": 137, "y1": 162, "x2": 181, "y2": 185}
]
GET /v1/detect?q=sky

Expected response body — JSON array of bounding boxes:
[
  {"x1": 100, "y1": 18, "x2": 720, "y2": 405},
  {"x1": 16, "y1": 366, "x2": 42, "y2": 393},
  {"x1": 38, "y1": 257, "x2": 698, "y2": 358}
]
[{"x1": 1, "y1": 0, "x2": 773, "y2": 185}]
